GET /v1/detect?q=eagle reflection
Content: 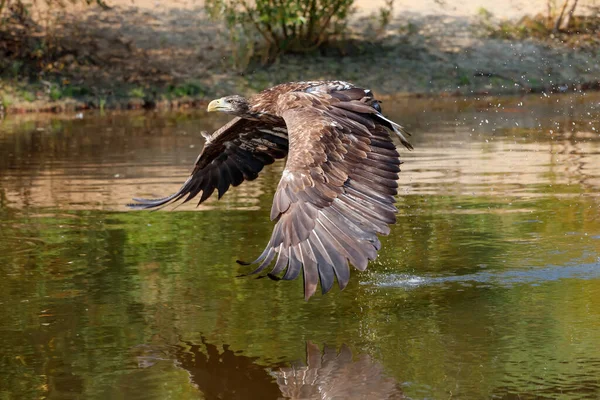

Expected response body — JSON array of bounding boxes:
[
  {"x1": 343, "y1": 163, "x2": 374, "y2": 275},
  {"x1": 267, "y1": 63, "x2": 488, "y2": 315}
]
[
  {"x1": 274, "y1": 342, "x2": 404, "y2": 400},
  {"x1": 166, "y1": 338, "x2": 404, "y2": 400},
  {"x1": 173, "y1": 337, "x2": 282, "y2": 400}
]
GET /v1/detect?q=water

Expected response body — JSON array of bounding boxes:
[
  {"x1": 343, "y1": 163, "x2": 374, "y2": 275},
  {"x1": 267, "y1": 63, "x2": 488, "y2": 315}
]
[{"x1": 1, "y1": 93, "x2": 599, "y2": 399}]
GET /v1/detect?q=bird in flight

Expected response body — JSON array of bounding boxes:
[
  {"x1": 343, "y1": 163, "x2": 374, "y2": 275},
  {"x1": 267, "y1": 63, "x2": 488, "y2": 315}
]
[{"x1": 130, "y1": 81, "x2": 412, "y2": 299}]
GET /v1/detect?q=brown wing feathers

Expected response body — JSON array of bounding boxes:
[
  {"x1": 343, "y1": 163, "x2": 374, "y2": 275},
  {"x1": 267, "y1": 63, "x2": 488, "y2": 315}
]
[
  {"x1": 129, "y1": 118, "x2": 288, "y2": 209},
  {"x1": 245, "y1": 90, "x2": 403, "y2": 299}
]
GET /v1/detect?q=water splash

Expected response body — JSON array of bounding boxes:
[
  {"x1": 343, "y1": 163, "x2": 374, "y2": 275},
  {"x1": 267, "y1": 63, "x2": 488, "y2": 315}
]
[{"x1": 370, "y1": 262, "x2": 600, "y2": 289}]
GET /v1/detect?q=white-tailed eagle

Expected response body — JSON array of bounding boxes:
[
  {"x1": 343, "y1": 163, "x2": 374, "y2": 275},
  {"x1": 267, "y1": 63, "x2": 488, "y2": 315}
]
[{"x1": 130, "y1": 81, "x2": 412, "y2": 299}]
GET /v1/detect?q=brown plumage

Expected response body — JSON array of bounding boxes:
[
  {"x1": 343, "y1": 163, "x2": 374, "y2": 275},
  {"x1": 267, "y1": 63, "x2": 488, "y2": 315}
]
[{"x1": 130, "y1": 80, "x2": 412, "y2": 299}]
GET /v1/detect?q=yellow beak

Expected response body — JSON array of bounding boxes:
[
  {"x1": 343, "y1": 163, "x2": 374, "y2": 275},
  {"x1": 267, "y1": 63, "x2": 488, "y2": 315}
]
[{"x1": 207, "y1": 98, "x2": 226, "y2": 112}]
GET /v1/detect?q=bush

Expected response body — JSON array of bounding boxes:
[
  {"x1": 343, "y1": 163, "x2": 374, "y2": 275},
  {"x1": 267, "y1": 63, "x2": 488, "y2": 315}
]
[
  {"x1": 0, "y1": 0, "x2": 109, "y2": 78},
  {"x1": 206, "y1": 0, "x2": 355, "y2": 60},
  {"x1": 0, "y1": 0, "x2": 108, "y2": 22}
]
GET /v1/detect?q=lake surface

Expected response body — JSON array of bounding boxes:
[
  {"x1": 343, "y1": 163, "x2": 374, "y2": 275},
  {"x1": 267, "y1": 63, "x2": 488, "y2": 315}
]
[{"x1": 1, "y1": 92, "x2": 600, "y2": 399}]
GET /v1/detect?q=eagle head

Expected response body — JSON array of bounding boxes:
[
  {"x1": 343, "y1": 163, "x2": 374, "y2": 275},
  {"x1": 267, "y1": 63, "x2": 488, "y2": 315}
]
[{"x1": 207, "y1": 95, "x2": 251, "y2": 117}]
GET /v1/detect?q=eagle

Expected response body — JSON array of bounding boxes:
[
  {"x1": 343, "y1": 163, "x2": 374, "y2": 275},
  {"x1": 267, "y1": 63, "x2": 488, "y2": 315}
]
[{"x1": 130, "y1": 81, "x2": 412, "y2": 299}]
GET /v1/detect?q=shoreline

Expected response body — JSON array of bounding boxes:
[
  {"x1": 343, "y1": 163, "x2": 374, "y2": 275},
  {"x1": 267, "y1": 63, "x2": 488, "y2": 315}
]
[{"x1": 4, "y1": 79, "x2": 600, "y2": 115}]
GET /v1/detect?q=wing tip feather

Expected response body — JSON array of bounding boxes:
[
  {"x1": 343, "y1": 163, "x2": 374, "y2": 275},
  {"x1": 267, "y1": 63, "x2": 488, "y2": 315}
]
[{"x1": 127, "y1": 195, "x2": 177, "y2": 210}]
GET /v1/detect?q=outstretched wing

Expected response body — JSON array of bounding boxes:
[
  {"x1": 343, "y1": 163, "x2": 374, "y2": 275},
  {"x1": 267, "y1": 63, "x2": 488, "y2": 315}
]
[
  {"x1": 129, "y1": 117, "x2": 288, "y2": 209},
  {"x1": 245, "y1": 89, "x2": 407, "y2": 299}
]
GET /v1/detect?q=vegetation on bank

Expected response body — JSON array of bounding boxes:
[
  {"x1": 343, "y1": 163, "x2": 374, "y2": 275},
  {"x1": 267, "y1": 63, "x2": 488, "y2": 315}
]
[
  {"x1": 205, "y1": 0, "x2": 355, "y2": 65},
  {"x1": 0, "y1": 0, "x2": 599, "y2": 113},
  {"x1": 476, "y1": 1, "x2": 599, "y2": 50}
]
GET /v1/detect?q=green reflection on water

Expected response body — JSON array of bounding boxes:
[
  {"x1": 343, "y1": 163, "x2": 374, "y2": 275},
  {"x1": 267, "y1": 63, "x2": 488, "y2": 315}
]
[{"x1": 1, "y1": 193, "x2": 599, "y2": 399}]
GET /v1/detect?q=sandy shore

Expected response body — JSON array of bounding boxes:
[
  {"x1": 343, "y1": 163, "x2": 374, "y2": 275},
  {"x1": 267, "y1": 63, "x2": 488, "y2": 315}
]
[
  {"x1": 89, "y1": 0, "x2": 558, "y2": 18},
  {"x1": 1, "y1": 0, "x2": 599, "y2": 113}
]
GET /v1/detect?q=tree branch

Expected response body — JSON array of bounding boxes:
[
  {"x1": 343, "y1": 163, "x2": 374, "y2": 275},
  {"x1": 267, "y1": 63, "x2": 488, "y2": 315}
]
[
  {"x1": 561, "y1": 0, "x2": 578, "y2": 31},
  {"x1": 240, "y1": 1, "x2": 276, "y2": 45},
  {"x1": 553, "y1": 0, "x2": 570, "y2": 33}
]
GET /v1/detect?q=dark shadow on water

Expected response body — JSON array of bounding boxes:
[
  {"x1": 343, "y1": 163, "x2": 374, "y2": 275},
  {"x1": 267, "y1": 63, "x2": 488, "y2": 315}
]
[
  {"x1": 173, "y1": 337, "x2": 282, "y2": 400},
  {"x1": 134, "y1": 338, "x2": 405, "y2": 400}
]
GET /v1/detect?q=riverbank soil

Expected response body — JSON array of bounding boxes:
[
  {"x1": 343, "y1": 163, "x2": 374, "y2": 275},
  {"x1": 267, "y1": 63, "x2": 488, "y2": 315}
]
[{"x1": 1, "y1": 0, "x2": 599, "y2": 113}]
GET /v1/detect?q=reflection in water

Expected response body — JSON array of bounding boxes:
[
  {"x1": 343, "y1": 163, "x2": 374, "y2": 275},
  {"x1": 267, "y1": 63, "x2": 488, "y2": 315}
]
[
  {"x1": 135, "y1": 339, "x2": 403, "y2": 400},
  {"x1": 274, "y1": 342, "x2": 404, "y2": 400},
  {"x1": 173, "y1": 337, "x2": 282, "y2": 400},
  {"x1": 0, "y1": 94, "x2": 599, "y2": 210}
]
